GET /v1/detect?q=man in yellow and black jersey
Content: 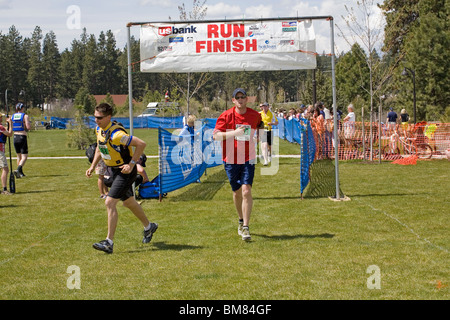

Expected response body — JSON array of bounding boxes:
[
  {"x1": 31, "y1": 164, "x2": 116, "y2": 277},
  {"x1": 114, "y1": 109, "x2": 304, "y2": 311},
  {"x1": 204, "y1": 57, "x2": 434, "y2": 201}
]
[
  {"x1": 86, "y1": 103, "x2": 158, "y2": 254},
  {"x1": 259, "y1": 102, "x2": 278, "y2": 166}
]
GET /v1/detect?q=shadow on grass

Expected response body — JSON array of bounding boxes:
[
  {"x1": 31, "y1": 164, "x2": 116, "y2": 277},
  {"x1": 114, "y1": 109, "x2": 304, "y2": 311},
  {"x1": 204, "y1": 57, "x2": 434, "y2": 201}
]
[
  {"x1": 15, "y1": 189, "x2": 57, "y2": 194},
  {"x1": 253, "y1": 196, "x2": 301, "y2": 200},
  {"x1": 25, "y1": 174, "x2": 69, "y2": 178},
  {"x1": 302, "y1": 159, "x2": 345, "y2": 199},
  {"x1": 123, "y1": 241, "x2": 203, "y2": 254},
  {"x1": 348, "y1": 193, "x2": 427, "y2": 198},
  {"x1": 0, "y1": 204, "x2": 19, "y2": 209},
  {"x1": 253, "y1": 233, "x2": 335, "y2": 241},
  {"x1": 171, "y1": 169, "x2": 228, "y2": 202}
]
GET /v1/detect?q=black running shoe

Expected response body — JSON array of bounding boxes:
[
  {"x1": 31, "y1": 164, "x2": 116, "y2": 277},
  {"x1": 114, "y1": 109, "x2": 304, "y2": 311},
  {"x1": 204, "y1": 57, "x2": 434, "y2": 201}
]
[
  {"x1": 142, "y1": 222, "x2": 158, "y2": 244},
  {"x1": 93, "y1": 240, "x2": 113, "y2": 254}
]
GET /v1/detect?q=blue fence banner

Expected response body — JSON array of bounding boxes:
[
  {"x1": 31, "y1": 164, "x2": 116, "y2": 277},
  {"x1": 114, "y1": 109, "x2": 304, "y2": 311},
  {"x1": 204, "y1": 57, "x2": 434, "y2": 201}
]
[
  {"x1": 51, "y1": 113, "x2": 316, "y2": 198},
  {"x1": 299, "y1": 119, "x2": 316, "y2": 195},
  {"x1": 140, "y1": 124, "x2": 222, "y2": 199},
  {"x1": 47, "y1": 116, "x2": 184, "y2": 129}
]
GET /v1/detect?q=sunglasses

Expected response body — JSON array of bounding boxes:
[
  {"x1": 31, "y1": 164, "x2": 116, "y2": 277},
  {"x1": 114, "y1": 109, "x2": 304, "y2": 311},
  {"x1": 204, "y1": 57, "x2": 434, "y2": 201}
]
[
  {"x1": 94, "y1": 116, "x2": 107, "y2": 120},
  {"x1": 234, "y1": 95, "x2": 247, "y2": 100}
]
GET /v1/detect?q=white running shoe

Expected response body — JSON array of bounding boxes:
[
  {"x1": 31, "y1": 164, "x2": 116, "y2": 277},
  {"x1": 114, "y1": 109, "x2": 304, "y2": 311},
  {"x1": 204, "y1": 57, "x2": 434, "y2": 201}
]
[{"x1": 241, "y1": 226, "x2": 251, "y2": 241}]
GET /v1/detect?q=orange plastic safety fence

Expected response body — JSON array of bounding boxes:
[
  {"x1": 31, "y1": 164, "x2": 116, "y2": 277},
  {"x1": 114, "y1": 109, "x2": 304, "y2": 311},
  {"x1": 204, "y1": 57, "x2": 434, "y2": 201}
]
[
  {"x1": 392, "y1": 155, "x2": 419, "y2": 165},
  {"x1": 308, "y1": 121, "x2": 450, "y2": 161}
]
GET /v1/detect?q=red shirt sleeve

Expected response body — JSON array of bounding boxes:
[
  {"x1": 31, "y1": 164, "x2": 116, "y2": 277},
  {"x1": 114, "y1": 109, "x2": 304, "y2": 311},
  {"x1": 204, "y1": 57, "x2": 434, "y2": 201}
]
[{"x1": 213, "y1": 111, "x2": 228, "y2": 134}]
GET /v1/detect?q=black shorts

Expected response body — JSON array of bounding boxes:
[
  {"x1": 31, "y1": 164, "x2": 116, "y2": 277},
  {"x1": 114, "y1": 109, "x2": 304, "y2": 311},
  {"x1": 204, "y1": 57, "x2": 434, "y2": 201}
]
[
  {"x1": 14, "y1": 135, "x2": 28, "y2": 154},
  {"x1": 108, "y1": 166, "x2": 137, "y2": 201},
  {"x1": 261, "y1": 130, "x2": 272, "y2": 146}
]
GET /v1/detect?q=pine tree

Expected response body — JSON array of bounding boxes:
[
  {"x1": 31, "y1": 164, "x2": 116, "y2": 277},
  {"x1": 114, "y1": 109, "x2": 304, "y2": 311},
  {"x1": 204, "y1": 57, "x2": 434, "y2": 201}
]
[
  {"x1": 42, "y1": 31, "x2": 60, "y2": 103},
  {"x1": 3, "y1": 26, "x2": 28, "y2": 104},
  {"x1": 403, "y1": 0, "x2": 449, "y2": 120},
  {"x1": 336, "y1": 43, "x2": 370, "y2": 108},
  {"x1": 27, "y1": 26, "x2": 44, "y2": 107},
  {"x1": 97, "y1": 30, "x2": 121, "y2": 94},
  {"x1": 82, "y1": 34, "x2": 100, "y2": 94},
  {"x1": 57, "y1": 49, "x2": 77, "y2": 99}
]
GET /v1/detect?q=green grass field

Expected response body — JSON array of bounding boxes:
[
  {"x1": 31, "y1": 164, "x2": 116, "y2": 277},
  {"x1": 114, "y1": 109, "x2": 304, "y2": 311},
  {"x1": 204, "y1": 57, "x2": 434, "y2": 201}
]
[{"x1": 0, "y1": 129, "x2": 448, "y2": 300}]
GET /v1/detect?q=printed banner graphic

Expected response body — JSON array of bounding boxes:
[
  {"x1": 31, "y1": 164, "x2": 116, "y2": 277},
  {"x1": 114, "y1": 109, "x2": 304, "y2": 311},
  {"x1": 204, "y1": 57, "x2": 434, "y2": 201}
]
[{"x1": 140, "y1": 19, "x2": 316, "y2": 72}]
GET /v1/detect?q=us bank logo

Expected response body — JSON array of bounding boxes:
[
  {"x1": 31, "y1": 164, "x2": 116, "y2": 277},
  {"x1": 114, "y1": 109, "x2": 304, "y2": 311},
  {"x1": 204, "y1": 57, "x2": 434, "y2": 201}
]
[{"x1": 158, "y1": 25, "x2": 198, "y2": 37}]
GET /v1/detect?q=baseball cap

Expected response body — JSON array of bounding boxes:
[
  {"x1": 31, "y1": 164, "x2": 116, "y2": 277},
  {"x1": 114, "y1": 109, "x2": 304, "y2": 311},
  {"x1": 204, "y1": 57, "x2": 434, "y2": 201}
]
[
  {"x1": 16, "y1": 103, "x2": 24, "y2": 110},
  {"x1": 261, "y1": 102, "x2": 269, "y2": 107},
  {"x1": 232, "y1": 88, "x2": 247, "y2": 98}
]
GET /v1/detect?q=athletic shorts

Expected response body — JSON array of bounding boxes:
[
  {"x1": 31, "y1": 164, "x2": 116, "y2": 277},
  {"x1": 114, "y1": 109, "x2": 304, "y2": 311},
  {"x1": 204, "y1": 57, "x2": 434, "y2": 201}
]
[
  {"x1": 95, "y1": 160, "x2": 108, "y2": 175},
  {"x1": 224, "y1": 161, "x2": 255, "y2": 192},
  {"x1": 0, "y1": 151, "x2": 7, "y2": 168},
  {"x1": 14, "y1": 135, "x2": 28, "y2": 154},
  {"x1": 108, "y1": 165, "x2": 137, "y2": 201},
  {"x1": 261, "y1": 130, "x2": 272, "y2": 145}
]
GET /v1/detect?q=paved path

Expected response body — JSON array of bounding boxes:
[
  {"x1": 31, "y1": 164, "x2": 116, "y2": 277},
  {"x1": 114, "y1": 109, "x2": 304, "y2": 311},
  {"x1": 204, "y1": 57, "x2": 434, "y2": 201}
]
[{"x1": 19, "y1": 155, "x2": 302, "y2": 159}]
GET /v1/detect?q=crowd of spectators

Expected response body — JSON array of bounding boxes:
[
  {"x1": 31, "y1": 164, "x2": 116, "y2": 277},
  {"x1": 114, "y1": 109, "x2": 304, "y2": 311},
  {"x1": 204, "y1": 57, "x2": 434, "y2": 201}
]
[{"x1": 274, "y1": 102, "x2": 343, "y2": 158}]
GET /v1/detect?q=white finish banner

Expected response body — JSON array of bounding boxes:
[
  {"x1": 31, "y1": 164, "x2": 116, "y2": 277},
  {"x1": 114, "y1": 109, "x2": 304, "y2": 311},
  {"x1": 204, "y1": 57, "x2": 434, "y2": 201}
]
[{"x1": 140, "y1": 19, "x2": 316, "y2": 73}]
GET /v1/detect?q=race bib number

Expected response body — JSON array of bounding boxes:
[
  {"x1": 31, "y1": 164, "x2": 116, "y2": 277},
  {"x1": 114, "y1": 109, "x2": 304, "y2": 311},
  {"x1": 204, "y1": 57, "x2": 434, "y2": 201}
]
[
  {"x1": 98, "y1": 144, "x2": 111, "y2": 160},
  {"x1": 235, "y1": 124, "x2": 251, "y2": 141}
]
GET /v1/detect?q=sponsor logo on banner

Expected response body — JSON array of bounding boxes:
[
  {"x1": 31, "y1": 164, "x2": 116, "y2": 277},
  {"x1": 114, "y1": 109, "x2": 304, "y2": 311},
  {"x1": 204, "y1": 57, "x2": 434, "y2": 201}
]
[
  {"x1": 258, "y1": 40, "x2": 277, "y2": 50},
  {"x1": 248, "y1": 31, "x2": 265, "y2": 37},
  {"x1": 158, "y1": 25, "x2": 198, "y2": 37},
  {"x1": 282, "y1": 21, "x2": 297, "y2": 32},
  {"x1": 157, "y1": 46, "x2": 173, "y2": 52},
  {"x1": 169, "y1": 36, "x2": 184, "y2": 43},
  {"x1": 280, "y1": 39, "x2": 295, "y2": 45}
]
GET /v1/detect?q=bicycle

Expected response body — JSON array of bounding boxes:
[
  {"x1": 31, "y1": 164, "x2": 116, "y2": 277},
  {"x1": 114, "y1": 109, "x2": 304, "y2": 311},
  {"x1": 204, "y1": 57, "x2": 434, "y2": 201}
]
[{"x1": 382, "y1": 130, "x2": 433, "y2": 159}]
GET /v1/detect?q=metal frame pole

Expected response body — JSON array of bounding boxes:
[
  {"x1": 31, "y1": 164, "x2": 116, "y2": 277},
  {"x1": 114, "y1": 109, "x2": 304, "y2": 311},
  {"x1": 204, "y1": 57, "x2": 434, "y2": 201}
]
[
  {"x1": 330, "y1": 17, "x2": 340, "y2": 200},
  {"x1": 127, "y1": 26, "x2": 134, "y2": 136}
]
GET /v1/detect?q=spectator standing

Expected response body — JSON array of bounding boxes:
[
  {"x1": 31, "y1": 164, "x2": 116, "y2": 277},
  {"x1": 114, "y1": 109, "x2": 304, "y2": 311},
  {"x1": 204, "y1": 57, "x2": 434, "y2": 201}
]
[
  {"x1": 0, "y1": 114, "x2": 13, "y2": 195},
  {"x1": 387, "y1": 107, "x2": 398, "y2": 133},
  {"x1": 400, "y1": 109, "x2": 410, "y2": 133},
  {"x1": 11, "y1": 103, "x2": 31, "y2": 178},
  {"x1": 343, "y1": 104, "x2": 356, "y2": 140},
  {"x1": 259, "y1": 102, "x2": 278, "y2": 166}
]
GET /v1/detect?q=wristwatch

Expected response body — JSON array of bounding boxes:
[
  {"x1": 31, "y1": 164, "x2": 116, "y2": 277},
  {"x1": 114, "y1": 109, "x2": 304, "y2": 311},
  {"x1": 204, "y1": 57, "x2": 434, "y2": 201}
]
[{"x1": 129, "y1": 160, "x2": 136, "y2": 165}]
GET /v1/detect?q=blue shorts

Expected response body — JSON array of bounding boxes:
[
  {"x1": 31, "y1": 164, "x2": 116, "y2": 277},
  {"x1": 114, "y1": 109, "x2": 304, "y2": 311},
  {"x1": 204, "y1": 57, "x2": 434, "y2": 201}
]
[{"x1": 224, "y1": 162, "x2": 255, "y2": 192}]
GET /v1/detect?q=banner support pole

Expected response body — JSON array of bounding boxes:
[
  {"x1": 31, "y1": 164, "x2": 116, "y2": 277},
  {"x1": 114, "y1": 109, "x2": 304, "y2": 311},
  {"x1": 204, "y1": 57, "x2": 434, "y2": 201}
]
[
  {"x1": 329, "y1": 17, "x2": 340, "y2": 200},
  {"x1": 127, "y1": 26, "x2": 134, "y2": 136},
  {"x1": 127, "y1": 26, "x2": 137, "y2": 197}
]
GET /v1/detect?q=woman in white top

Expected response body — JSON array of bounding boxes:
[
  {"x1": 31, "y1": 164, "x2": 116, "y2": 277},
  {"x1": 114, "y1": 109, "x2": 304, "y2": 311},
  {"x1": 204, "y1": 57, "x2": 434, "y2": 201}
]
[
  {"x1": 343, "y1": 104, "x2": 356, "y2": 139},
  {"x1": 343, "y1": 104, "x2": 355, "y2": 122}
]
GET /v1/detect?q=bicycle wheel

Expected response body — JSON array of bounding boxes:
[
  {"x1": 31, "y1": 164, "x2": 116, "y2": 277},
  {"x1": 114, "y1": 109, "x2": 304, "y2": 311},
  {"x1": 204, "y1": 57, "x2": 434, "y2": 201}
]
[
  {"x1": 417, "y1": 144, "x2": 433, "y2": 159},
  {"x1": 382, "y1": 145, "x2": 400, "y2": 160}
]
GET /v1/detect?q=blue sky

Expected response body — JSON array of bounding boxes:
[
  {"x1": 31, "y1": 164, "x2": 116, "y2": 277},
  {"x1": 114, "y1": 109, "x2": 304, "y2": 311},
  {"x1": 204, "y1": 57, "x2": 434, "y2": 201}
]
[{"x1": 0, "y1": 0, "x2": 384, "y2": 54}]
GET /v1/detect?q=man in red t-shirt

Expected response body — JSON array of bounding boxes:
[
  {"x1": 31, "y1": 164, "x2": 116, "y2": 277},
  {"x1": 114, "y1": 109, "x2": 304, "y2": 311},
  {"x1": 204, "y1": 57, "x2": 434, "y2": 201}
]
[{"x1": 213, "y1": 88, "x2": 262, "y2": 241}]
